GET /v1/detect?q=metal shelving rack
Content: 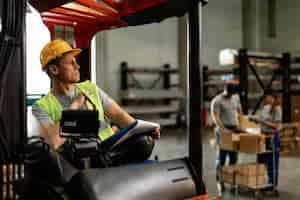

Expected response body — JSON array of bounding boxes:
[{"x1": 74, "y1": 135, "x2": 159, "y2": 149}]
[
  {"x1": 219, "y1": 49, "x2": 300, "y2": 123},
  {"x1": 120, "y1": 62, "x2": 184, "y2": 127}
]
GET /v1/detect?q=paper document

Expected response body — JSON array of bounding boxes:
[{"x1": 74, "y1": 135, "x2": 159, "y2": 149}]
[{"x1": 101, "y1": 119, "x2": 160, "y2": 149}]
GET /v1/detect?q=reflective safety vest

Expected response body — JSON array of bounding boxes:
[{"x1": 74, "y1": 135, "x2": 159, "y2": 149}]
[{"x1": 36, "y1": 80, "x2": 114, "y2": 141}]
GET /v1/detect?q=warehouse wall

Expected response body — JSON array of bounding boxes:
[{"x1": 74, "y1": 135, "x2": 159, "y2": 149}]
[
  {"x1": 243, "y1": 0, "x2": 300, "y2": 55},
  {"x1": 95, "y1": 0, "x2": 243, "y2": 100},
  {"x1": 95, "y1": 18, "x2": 179, "y2": 101},
  {"x1": 242, "y1": 0, "x2": 262, "y2": 51},
  {"x1": 259, "y1": 0, "x2": 300, "y2": 55},
  {"x1": 202, "y1": 0, "x2": 243, "y2": 69},
  {"x1": 203, "y1": 0, "x2": 300, "y2": 61}
]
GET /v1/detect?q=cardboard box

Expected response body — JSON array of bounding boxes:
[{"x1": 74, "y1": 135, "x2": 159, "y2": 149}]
[
  {"x1": 220, "y1": 133, "x2": 240, "y2": 151},
  {"x1": 235, "y1": 164, "x2": 266, "y2": 187},
  {"x1": 291, "y1": 95, "x2": 300, "y2": 122},
  {"x1": 239, "y1": 134, "x2": 265, "y2": 153},
  {"x1": 221, "y1": 165, "x2": 236, "y2": 184},
  {"x1": 235, "y1": 163, "x2": 266, "y2": 176},
  {"x1": 280, "y1": 123, "x2": 299, "y2": 137},
  {"x1": 221, "y1": 165, "x2": 236, "y2": 174},
  {"x1": 221, "y1": 164, "x2": 266, "y2": 187},
  {"x1": 236, "y1": 174, "x2": 266, "y2": 188},
  {"x1": 239, "y1": 115, "x2": 260, "y2": 129}
]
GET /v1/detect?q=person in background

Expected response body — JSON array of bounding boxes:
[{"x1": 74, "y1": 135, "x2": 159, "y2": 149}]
[
  {"x1": 210, "y1": 74, "x2": 243, "y2": 192},
  {"x1": 251, "y1": 94, "x2": 281, "y2": 191}
]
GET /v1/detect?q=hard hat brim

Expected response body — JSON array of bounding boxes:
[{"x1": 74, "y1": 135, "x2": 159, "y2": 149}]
[
  {"x1": 42, "y1": 48, "x2": 82, "y2": 70},
  {"x1": 64, "y1": 48, "x2": 82, "y2": 57}
]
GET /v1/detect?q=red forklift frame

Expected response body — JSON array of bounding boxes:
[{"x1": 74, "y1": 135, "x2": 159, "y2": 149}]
[{"x1": 28, "y1": 0, "x2": 207, "y2": 197}]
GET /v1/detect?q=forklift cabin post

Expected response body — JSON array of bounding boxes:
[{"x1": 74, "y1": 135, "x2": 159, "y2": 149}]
[{"x1": 187, "y1": 0, "x2": 205, "y2": 194}]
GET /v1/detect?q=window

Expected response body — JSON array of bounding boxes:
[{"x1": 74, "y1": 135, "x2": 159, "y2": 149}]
[
  {"x1": 26, "y1": 4, "x2": 51, "y2": 137},
  {"x1": 0, "y1": 1, "x2": 2, "y2": 34}
]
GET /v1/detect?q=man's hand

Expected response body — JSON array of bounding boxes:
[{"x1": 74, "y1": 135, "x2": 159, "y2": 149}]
[
  {"x1": 69, "y1": 93, "x2": 86, "y2": 110},
  {"x1": 111, "y1": 125, "x2": 120, "y2": 133},
  {"x1": 248, "y1": 115, "x2": 260, "y2": 123},
  {"x1": 39, "y1": 123, "x2": 67, "y2": 150},
  {"x1": 151, "y1": 127, "x2": 161, "y2": 139},
  {"x1": 220, "y1": 128, "x2": 232, "y2": 134}
]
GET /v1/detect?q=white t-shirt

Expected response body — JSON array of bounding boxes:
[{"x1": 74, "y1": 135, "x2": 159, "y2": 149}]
[
  {"x1": 211, "y1": 93, "x2": 242, "y2": 127},
  {"x1": 260, "y1": 104, "x2": 282, "y2": 132}
]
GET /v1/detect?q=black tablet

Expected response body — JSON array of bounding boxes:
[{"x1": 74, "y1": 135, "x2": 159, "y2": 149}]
[{"x1": 60, "y1": 110, "x2": 99, "y2": 138}]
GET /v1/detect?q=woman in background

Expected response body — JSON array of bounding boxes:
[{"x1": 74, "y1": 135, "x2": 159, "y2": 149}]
[{"x1": 253, "y1": 94, "x2": 281, "y2": 192}]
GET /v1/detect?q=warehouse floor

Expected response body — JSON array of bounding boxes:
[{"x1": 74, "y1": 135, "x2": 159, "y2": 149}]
[{"x1": 152, "y1": 127, "x2": 300, "y2": 200}]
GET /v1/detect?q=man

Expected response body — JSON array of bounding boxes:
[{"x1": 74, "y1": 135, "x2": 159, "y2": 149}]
[
  {"x1": 32, "y1": 39, "x2": 160, "y2": 152},
  {"x1": 210, "y1": 74, "x2": 242, "y2": 191}
]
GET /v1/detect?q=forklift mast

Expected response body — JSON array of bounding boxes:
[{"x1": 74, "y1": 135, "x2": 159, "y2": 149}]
[{"x1": 0, "y1": 0, "x2": 27, "y2": 162}]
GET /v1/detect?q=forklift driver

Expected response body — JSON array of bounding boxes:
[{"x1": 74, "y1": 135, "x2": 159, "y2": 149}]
[{"x1": 32, "y1": 39, "x2": 160, "y2": 155}]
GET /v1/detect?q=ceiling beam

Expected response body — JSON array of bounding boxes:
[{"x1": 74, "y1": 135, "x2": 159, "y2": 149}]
[{"x1": 29, "y1": 0, "x2": 73, "y2": 12}]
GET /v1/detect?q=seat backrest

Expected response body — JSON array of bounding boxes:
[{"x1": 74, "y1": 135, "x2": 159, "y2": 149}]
[{"x1": 25, "y1": 138, "x2": 79, "y2": 186}]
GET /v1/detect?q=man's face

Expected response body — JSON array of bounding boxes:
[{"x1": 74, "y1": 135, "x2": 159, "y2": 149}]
[
  {"x1": 56, "y1": 53, "x2": 80, "y2": 83},
  {"x1": 224, "y1": 83, "x2": 238, "y2": 96},
  {"x1": 264, "y1": 95, "x2": 274, "y2": 105},
  {"x1": 274, "y1": 96, "x2": 282, "y2": 106}
]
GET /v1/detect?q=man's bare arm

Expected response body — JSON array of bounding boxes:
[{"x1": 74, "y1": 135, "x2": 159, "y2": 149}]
[
  {"x1": 38, "y1": 122, "x2": 66, "y2": 149},
  {"x1": 37, "y1": 93, "x2": 87, "y2": 149},
  {"x1": 212, "y1": 112, "x2": 228, "y2": 132},
  {"x1": 104, "y1": 101, "x2": 135, "y2": 128},
  {"x1": 105, "y1": 101, "x2": 160, "y2": 139},
  {"x1": 249, "y1": 116, "x2": 280, "y2": 130}
]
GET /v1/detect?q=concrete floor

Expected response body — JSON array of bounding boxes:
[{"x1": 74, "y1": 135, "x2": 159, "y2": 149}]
[{"x1": 152, "y1": 127, "x2": 300, "y2": 200}]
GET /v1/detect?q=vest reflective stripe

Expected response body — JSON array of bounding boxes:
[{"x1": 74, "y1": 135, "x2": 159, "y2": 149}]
[{"x1": 36, "y1": 80, "x2": 114, "y2": 141}]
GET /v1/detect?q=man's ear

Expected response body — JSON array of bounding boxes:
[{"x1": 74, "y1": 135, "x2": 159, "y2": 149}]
[{"x1": 48, "y1": 64, "x2": 59, "y2": 76}]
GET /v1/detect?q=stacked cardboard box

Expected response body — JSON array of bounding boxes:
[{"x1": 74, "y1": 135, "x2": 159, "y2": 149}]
[
  {"x1": 221, "y1": 164, "x2": 266, "y2": 188},
  {"x1": 220, "y1": 133, "x2": 240, "y2": 151},
  {"x1": 280, "y1": 123, "x2": 300, "y2": 155},
  {"x1": 235, "y1": 163, "x2": 266, "y2": 188},
  {"x1": 220, "y1": 165, "x2": 236, "y2": 185},
  {"x1": 219, "y1": 115, "x2": 267, "y2": 153},
  {"x1": 220, "y1": 133, "x2": 266, "y2": 153},
  {"x1": 291, "y1": 96, "x2": 300, "y2": 122},
  {"x1": 239, "y1": 134, "x2": 265, "y2": 154}
]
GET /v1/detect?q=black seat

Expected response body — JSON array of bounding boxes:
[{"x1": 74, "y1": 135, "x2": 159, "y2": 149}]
[
  {"x1": 24, "y1": 137, "x2": 79, "y2": 186},
  {"x1": 66, "y1": 159, "x2": 198, "y2": 200},
  {"x1": 22, "y1": 134, "x2": 157, "y2": 200}
]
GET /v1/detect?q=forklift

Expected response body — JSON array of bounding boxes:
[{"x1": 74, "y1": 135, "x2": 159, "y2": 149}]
[{"x1": 0, "y1": 0, "x2": 209, "y2": 199}]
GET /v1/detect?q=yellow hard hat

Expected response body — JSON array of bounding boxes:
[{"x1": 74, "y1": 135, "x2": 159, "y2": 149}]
[{"x1": 40, "y1": 39, "x2": 81, "y2": 70}]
